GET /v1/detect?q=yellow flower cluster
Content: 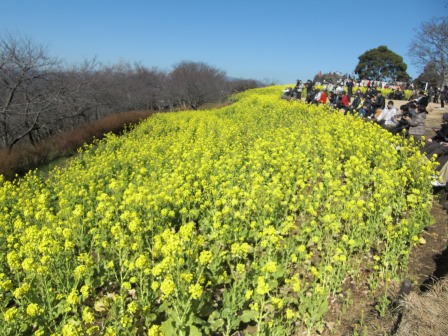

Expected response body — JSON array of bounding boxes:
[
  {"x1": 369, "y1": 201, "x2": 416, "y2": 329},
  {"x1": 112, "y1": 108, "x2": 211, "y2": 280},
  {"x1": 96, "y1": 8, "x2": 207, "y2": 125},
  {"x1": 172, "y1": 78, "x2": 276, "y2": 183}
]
[{"x1": 0, "y1": 86, "x2": 435, "y2": 335}]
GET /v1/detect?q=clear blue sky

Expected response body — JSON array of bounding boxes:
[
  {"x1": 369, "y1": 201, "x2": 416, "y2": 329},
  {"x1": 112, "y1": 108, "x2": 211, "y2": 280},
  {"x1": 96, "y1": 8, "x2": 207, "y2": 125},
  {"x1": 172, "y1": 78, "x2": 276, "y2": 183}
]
[{"x1": 1, "y1": 0, "x2": 446, "y2": 84}]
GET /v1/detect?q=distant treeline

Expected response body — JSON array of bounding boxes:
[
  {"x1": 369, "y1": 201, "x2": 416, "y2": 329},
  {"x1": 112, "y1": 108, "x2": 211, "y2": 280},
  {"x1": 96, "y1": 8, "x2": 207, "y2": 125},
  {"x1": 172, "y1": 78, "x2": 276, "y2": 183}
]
[{"x1": 0, "y1": 34, "x2": 264, "y2": 150}]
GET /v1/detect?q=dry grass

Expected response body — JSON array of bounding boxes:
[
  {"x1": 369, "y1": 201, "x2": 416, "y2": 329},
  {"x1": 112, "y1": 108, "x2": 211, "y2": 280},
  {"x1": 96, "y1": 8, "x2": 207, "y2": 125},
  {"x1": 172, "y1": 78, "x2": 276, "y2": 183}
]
[
  {"x1": 0, "y1": 110, "x2": 156, "y2": 179},
  {"x1": 395, "y1": 278, "x2": 448, "y2": 336}
]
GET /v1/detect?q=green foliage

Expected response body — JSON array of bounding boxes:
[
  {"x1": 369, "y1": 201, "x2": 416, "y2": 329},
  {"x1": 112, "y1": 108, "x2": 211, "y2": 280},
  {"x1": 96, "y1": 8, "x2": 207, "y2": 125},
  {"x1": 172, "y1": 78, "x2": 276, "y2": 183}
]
[{"x1": 355, "y1": 46, "x2": 411, "y2": 82}]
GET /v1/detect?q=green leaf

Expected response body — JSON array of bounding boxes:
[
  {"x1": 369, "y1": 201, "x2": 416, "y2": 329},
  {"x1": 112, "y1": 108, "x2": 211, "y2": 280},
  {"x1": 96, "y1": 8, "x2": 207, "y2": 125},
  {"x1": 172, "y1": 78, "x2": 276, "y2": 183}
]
[
  {"x1": 160, "y1": 318, "x2": 177, "y2": 336},
  {"x1": 239, "y1": 309, "x2": 256, "y2": 323},
  {"x1": 221, "y1": 307, "x2": 232, "y2": 319},
  {"x1": 208, "y1": 309, "x2": 225, "y2": 331},
  {"x1": 187, "y1": 325, "x2": 202, "y2": 336},
  {"x1": 209, "y1": 317, "x2": 224, "y2": 331}
]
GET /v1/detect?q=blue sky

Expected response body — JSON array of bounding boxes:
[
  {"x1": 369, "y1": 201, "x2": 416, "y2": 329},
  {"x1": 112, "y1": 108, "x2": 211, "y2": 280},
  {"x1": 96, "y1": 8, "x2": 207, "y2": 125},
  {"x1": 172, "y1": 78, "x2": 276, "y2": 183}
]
[{"x1": 1, "y1": 0, "x2": 446, "y2": 84}]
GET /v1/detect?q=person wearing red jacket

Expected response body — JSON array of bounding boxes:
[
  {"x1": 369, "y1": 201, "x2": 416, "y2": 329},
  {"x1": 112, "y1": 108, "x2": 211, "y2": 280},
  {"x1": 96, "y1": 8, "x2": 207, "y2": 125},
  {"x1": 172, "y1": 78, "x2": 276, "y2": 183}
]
[
  {"x1": 337, "y1": 90, "x2": 350, "y2": 112},
  {"x1": 317, "y1": 90, "x2": 328, "y2": 104}
]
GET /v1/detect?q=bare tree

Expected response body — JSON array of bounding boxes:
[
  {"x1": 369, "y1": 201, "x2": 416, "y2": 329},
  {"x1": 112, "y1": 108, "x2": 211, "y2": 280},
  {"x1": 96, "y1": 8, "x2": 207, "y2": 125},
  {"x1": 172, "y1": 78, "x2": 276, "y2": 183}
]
[
  {"x1": 93, "y1": 62, "x2": 167, "y2": 113},
  {"x1": 0, "y1": 33, "x2": 61, "y2": 149},
  {"x1": 169, "y1": 61, "x2": 227, "y2": 110},
  {"x1": 0, "y1": 33, "x2": 263, "y2": 151},
  {"x1": 409, "y1": 17, "x2": 448, "y2": 87}
]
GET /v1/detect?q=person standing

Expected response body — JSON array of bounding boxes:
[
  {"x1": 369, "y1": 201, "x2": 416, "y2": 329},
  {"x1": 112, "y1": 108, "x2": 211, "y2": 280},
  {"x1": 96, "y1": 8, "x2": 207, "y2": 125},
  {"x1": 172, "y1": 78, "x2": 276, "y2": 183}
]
[
  {"x1": 434, "y1": 87, "x2": 440, "y2": 103},
  {"x1": 346, "y1": 78, "x2": 354, "y2": 102},
  {"x1": 428, "y1": 86, "x2": 434, "y2": 104},
  {"x1": 441, "y1": 85, "x2": 448, "y2": 109},
  {"x1": 304, "y1": 80, "x2": 313, "y2": 100},
  {"x1": 293, "y1": 80, "x2": 304, "y2": 100}
]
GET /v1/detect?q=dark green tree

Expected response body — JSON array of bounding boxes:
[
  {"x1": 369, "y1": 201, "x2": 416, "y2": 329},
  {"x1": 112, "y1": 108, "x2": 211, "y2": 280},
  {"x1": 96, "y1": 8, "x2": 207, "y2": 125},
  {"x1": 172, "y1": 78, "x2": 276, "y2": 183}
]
[
  {"x1": 414, "y1": 62, "x2": 442, "y2": 88},
  {"x1": 355, "y1": 46, "x2": 411, "y2": 82}
]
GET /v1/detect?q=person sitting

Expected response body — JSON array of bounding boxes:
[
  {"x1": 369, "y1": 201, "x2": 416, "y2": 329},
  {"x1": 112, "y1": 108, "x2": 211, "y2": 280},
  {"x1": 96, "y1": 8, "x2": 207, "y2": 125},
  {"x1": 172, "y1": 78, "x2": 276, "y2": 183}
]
[
  {"x1": 328, "y1": 90, "x2": 337, "y2": 106},
  {"x1": 356, "y1": 95, "x2": 369, "y2": 118},
  {"x1": 409, "y1": 89, "x2": 419, "y2": 101},
  {"x1": 375, "y1": 100, "x2": 398, "y2": 128},
  {"x1": 395, "y1": 88, "x2": 404, "y2": 100},
  {"x1": 423, "y1": 113, "x2": 448, "y2": 159},
  {"x1": 412, "y1": 91, "x2": 429, "y2": 107},
  {"x1": 408, "y1": 102, "x2": 418, "y2": 118},
  {"x1": 281, "y1": 87, "x2": 293, "y2": 100},
  {"x1": 365, "y1": 85, "x2": 375, "y2": 97},
  {"x1": 345, "y1": 91, "x2": 362, "y2": 115},
  {"x1": 387, "y1": 89, "x2": 396, "y2": 99},
  {"x1": 371, "y1": 90, "x2": 386, "y2": 118},
  {"x1": 389, "y1": 104, "x2": 412, "y2": 135},
  {"x1": 422, "y1": 113, "x2": 448, "y2": 187},
  {"x1": 402, "y1": 104, "x2": 427, "y2": 141},
  {"x1": 336, "y1": 90, "x2": 350, "y2": 112},
  {"x1": 432, "y1": 113, "x2": 448, "y2": 142},
  {"x1": 315, "y1": 89, "x2": 328, "y2": 104},
  {"x1": 362, "y1": 93, "x2": 375, "y2": 117}
]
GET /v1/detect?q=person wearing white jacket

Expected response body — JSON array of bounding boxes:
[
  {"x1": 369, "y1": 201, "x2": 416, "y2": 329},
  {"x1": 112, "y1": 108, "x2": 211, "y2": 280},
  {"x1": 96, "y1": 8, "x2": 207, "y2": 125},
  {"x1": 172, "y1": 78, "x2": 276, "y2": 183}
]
[{"x1": 376, "y1": 101, "x2": 398, "y2": 127}]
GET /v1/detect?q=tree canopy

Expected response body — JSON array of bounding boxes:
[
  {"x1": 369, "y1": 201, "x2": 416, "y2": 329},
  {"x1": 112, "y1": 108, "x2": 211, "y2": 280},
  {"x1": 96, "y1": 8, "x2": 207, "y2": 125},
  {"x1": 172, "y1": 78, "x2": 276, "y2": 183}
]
[{"x1": 355, "y1": 46, "x2": 411, "y2": 82}]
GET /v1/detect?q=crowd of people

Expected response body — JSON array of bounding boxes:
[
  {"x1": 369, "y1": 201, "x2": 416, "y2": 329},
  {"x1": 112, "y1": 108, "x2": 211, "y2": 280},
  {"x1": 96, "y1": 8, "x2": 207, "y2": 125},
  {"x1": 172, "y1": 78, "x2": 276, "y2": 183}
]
[{"x1": 280, "y1": 79, "x2": 448, "y2": 187}]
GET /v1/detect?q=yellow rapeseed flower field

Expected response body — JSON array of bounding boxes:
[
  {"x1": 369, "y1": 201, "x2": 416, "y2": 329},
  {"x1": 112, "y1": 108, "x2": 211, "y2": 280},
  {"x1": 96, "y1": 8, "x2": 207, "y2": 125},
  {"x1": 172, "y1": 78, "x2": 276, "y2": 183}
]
[{"x1": 0, "y1": 86, "x2": 435, "y2": 335}]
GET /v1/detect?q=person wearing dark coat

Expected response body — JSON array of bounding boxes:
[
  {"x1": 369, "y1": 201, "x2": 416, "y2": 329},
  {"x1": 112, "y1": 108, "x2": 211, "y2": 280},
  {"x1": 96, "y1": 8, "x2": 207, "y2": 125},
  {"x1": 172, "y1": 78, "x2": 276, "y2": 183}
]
[
  {"x1": 423, "y1": 113, "x2": 448, "y2": 158},
  {"x1": 414, "y1": 91, "x2": 429, "y2": 107},
  {"x1": 371, "y1": 90, "x2": 385, "y2": 117},
  {"x1": 345, "y1": 92, "x2": 362, "y2": 115},
  {"x1": 346, "y1": 79, "x2": 354, "y2": 101},
  {"x1": 424, "y1": 113, "x2": 448, "y2": 187}
]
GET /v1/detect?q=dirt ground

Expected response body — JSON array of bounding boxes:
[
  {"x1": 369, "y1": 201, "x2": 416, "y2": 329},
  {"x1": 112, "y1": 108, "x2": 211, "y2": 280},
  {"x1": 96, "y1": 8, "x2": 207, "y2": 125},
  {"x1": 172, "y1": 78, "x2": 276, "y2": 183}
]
[{"x1": 345, "y1": 100, "x2": 448, "y2": 335}]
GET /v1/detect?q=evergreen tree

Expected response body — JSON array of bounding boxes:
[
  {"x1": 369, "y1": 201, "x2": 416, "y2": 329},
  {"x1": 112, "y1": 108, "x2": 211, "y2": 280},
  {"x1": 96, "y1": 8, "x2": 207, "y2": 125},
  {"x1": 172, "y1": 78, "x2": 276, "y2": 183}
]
[{"x1": 355, "y1": 46, "x2": 411, "y2": 82}]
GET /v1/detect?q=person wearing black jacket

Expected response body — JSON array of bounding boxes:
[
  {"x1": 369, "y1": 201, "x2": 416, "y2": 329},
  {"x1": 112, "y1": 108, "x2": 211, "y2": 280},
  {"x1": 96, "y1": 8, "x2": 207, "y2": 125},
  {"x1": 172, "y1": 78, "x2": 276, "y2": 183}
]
[
  {"x1": 346, "y1": 79, "x2": 354, "y2": 101},
  {"x1": 345, "y1": 92, "x2": 362, "y2": 115},
  {"x1": 424, "y1": 113, "x2": 448, "y2": 157},
  {"x1": 424, "y1": 113, "x2": 448, "y2": 186},
  {"x1": 371, "y1": 90, "x2": 385, "y2": 117},
  {"x1": 413, "y1": 91, "x2": 429, "y2": 107}
]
